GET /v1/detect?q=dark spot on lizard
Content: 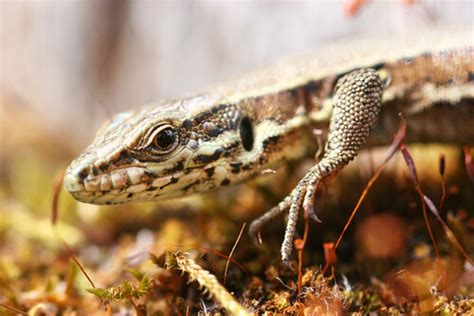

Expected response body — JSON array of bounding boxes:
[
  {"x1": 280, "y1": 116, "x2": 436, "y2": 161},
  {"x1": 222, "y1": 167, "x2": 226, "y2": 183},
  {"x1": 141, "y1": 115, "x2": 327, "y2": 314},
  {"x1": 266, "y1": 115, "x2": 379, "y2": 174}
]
[
  {"x1": 165, "y1": 160, "x2": 185, "y2": 174},
  {"x1": 223, "y1": 141, "x2": 240, "y2": 157},
  {"x1": 176, "y1": 160, "x2": 185, "y2": 170},
  {"x1": 419, "y1": 51, "x2": 432, "y2": 59},
  {"x1": 88, "y1": 165, "x2": 99, "y2": 176},
  {"x1": 212, "y1": 105, "x2": 221, "y2": 114},
  {"x1": 194, "y1": 147, "x2": 225, "y2": 164},
  {"x1": 207, "y1": 127, "x2": 224, "y2": 137},
  {"x1": 221, "y1": 179, "x2": 230, "y2": 186},
  {"x1": 239, "y1": 116, "x2": 254, "y2": 151},
  {"x1": 97, "y1": 163, "x2": 109, "y2": 172},
  {"x1": 159, "y1": 177, "x2": 179, "y2": 190},
  {"x1": 118, "y1": 151, "x2": 135, "y2": 164},
  {"x1": 303, "y1": 80, "x2": 322, "y2": 93},
  {"x1": 77, "y1": 168, "x2": 89, "y2": 181},
  {"x1": 127, "y1": 193, "x2": 133, "y2": 199},
  {"x1": 242, "y1": 163, "x2": 253, "y2": 171},
  {"x1": 229, "y1": 161, "x2": 242, "y2": 174},
  {"x1": 288, "y1": 87, "x2": 298, "y2": 98},
  {"x1": 204, "y1": 167, "x2": 215, "y2": 177},
  {"x1": 183, "y1": 180, "x2": 200, "y2": 192},
  {"x1": 371, "y1": 62, "x2": 386, "y2": 70},
  {"x1": 303, "y1": 79, "x2": 330, "y2": 111},
  {"x1": 262, "y1": 135, "x2": 281, "y2": 148},
  {"x1": 182, "y1": 119, "x2": 193, "y2": 130}
]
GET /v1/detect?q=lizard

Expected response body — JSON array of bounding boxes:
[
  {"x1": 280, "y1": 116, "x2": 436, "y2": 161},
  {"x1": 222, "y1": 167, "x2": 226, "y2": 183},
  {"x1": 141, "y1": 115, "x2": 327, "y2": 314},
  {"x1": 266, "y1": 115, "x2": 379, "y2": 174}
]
[{"x1": 64, "y1": 26, "x2": 474, "y2": 265}]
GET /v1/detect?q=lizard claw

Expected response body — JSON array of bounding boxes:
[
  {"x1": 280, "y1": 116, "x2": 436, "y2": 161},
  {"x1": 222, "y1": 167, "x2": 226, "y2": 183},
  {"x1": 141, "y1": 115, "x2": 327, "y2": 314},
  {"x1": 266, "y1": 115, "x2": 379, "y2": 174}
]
[
  {"x1": 303, "y1": 181, "x2": 322, "y2": 223},
  {"x1": 306, "y1": 205, "x2": 322, "y2": 223},
  {"x1": 280, "y1": 168, "x2": 321, "y2": 265}
]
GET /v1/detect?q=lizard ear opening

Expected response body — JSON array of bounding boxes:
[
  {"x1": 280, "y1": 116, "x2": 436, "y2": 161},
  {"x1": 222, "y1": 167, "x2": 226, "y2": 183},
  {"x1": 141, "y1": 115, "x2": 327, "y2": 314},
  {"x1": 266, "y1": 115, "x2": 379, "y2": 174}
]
[{"x1": 239, "y1": 116, "x2": 254, "y2": 151}]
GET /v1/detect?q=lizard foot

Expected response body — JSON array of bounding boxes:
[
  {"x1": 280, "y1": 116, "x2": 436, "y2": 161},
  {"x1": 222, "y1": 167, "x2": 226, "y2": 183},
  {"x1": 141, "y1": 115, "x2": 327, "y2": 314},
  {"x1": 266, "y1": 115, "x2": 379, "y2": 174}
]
[
  {"x1": 248, "y1": 165, "x2": 323, "y2": 266},
  {"x1": 249, "y1": 68, "x2": 383, "y2": 266}
]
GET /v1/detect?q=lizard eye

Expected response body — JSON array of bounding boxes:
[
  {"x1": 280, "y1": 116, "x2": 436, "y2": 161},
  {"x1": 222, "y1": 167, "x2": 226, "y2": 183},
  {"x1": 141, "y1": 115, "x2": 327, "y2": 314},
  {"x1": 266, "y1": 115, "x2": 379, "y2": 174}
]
[
  {"x1": 149, "y1": 125, "x2": 179, "y2": 153},
  {"x1": 154, "y1": 127, "x2": 176, "y2": 148}
]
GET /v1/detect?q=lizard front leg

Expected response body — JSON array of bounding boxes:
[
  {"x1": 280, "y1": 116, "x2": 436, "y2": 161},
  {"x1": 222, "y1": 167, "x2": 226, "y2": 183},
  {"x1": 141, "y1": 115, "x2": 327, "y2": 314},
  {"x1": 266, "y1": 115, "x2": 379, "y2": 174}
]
[{"x1": 249, "y1": 68, "x2": 384, "y2": 265}]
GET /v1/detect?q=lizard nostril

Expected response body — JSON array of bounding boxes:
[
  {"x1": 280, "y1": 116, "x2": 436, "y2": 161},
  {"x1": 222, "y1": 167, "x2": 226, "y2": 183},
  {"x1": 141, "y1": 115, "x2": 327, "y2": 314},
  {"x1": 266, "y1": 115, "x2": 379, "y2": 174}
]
[
  {"x1": 71, "y1": 164, "x2": 99, "y2": 181},
  {"x1": 77, "y1": 166, "x2": 89, "y2": 181},
  {"x1": 64, "y1": 164, "x2": 101, "y2": 194},
  {"x1": 64, "y1": 164, "x2": 90, "y2": 193}
]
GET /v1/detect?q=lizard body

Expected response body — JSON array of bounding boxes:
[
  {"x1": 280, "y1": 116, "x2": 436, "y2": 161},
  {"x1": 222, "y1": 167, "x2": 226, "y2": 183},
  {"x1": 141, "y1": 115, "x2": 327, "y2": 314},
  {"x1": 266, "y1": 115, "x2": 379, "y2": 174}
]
[{"x1": 64, "y1": 26, "x2": 474, "y2": 263}]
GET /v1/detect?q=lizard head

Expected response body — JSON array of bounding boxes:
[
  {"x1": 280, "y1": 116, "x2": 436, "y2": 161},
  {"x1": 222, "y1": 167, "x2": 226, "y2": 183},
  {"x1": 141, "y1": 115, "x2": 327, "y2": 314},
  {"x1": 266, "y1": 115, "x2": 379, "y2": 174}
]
[{"x1": 64, "y1": 95, "x2": 264, "y2": 205}]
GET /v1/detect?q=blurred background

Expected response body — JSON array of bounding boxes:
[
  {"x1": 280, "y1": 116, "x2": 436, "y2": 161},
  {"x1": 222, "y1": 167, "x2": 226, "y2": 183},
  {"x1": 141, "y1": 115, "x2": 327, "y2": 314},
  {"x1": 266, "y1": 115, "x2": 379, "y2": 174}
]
[{"x1": 1, "y1": 1, "x2": 473, "y2": 314}]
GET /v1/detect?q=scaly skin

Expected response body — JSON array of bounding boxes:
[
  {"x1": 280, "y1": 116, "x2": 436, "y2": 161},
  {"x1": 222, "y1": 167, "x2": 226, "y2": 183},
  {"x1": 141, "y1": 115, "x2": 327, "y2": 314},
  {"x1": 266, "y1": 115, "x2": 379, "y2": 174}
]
[{"x1": 64, "y1": 27, "x2": 474, "y2": 264}]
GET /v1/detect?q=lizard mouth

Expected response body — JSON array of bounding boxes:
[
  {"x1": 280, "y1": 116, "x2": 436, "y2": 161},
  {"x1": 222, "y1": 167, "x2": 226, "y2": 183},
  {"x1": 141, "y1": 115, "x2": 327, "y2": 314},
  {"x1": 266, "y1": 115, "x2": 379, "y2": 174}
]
[
  {"x1": 63, "y1": 163, "x2": 195, "y2": 204},
  {"x1": 64, "y1": 164, "x2": 148, "y2": 192}
]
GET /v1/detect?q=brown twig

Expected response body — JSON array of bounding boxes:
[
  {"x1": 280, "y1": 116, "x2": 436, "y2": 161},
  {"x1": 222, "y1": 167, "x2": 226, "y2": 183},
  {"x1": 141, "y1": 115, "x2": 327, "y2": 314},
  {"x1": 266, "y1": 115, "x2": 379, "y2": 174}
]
[
  {"x1": 50, "y1": 169, "x2": 96, "y2": 289},
  {"x1": 400, "y1": 144, "x2": 440, "y2": 258},
  {"x1": 295, "y1": 215, "x2": 310, "y2": 302},
  {"x1": 51, "y1": 169, "x2": 65, "y2": 226},
  {"x1": 438, "y1": 154, "x2": 446, "y2": 212},
  {"x1": 0, "y1": 303, "x2": 27, "y2": 315},
  {"x1": 197, "y1": 245, "x2": 248, "y2": 273},
  {"x1": 464, "y1": 146, "x2": 474, "y2": 183},
  {"x1": 53, "y1": 230, "x2": 96, "y2": 289},
  {"x1": 224, "y1": 222, "x2": 246, "y2": 285}
]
